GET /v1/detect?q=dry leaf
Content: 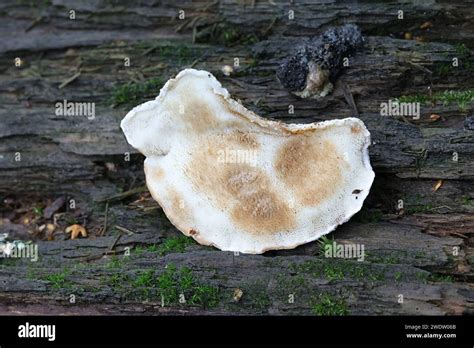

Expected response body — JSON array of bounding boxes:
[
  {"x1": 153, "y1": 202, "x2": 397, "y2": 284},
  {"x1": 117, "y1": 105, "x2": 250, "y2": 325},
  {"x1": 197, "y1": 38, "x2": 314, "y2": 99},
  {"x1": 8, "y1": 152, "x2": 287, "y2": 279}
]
[
  {"x1": 46, "y1": 223, "x2": 55, "y2": 233},
  {"x1": 430, "y1": 114, "x2": 441, "y2": 121},
  {"x1": 65, "y1": 224, "x2": 87, "y2": 239},
  {"x1": 233, "y1": 288, "x2": 243, "y2": 302},
  {"x1": 46, "y1": 223, "x2": 56, "y2": 240},
  {"x1": 457, "y1": 262, "x2": 469, "y2": 274},
  {"x1": 420, "y1": 21, "x2": 433, "y2": 29},
  {"x1": 404, "y1": 32, "x2": 413, "y2": 40},
  {"x1": 432, "y1": 180, "x2": 443, "y2": 192}
]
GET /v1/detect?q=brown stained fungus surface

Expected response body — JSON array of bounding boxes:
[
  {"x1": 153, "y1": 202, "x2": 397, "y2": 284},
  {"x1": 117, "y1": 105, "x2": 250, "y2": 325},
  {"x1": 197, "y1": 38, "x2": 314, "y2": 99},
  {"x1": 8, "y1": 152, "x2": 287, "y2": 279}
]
[
  {"x1": 166, "y1": 187, "x2": 190, "y2": 226},
  {"x1": 161, "y1": 75, "x2": 219, "y2": 134},
  {"x1": 275, "y1": 136, "x2": 348, "y2": 206},
  {"x1": 185, "y1": 98, "x2": 219, "y2": 133},
  {"x1": 186, "y1": 141, "x2": 295, "y2": 235}
]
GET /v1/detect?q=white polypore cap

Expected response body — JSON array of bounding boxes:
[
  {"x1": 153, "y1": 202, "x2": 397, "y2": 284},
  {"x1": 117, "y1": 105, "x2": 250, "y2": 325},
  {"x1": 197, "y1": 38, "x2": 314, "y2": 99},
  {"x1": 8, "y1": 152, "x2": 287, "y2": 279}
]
[{"x1": 121, "y1": 69, "x2": 375, "y2": 254}]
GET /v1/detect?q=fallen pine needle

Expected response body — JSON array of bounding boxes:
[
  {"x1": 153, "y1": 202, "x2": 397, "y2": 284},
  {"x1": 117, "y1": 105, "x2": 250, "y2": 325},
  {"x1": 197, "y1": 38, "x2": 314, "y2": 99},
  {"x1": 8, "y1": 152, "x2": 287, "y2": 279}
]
[
  {"x1": 115, "y1": 225, "x2": 135, "y2": 236},
  {"x1": 432, "y1": 180, "x2": 443, "y2": 192}
]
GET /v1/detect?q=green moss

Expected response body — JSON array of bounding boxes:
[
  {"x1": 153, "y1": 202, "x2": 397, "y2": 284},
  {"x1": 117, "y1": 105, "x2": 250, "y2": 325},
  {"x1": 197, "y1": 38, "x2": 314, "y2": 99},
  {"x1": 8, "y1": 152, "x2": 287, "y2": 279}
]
[
  {"x1": 348, "y1": 264, "x2": 385, "y2": 281},
  {"x1": 396, "y1": 94, "x2": 429, "y2": 104},
  {"x1": 402, "y1": 194, "x2": 434, "y2": 215},
  {"x1": 323, "y1": 264, "x2": 345, "y2": 281},
  {"x1": 158, "y1": 235, "x2": 195, "y2": 256},
  {"x1": 455, "y1": 43, "x2": 470, "y2": 56},
  {"x1": 146, "y1": 244, "x2": 158, "y2": 252},
  {"x1": 26, "y1": 268, "x2": 36, "y2": 280},
  {"x1": 156, "y1": 45, "x2": 194, "y2": 62},
  {"x1": 43, "y1": 269, "x2": 71, "y2": 289},
  {"x1": 290, "y1": 259, "x2": 385, "y2": 282},
  {"x1": 133, "y1": 269, "x2": 155, "y2": 287},
  {"x1": 32, "y1": 206, "x2": 43, "y2": 217},
  {"x1": 368, "y1": 250, "x2": 426, "y2": 266},
  {"x1": 133, "y1": 245, "x2": 145, "y2": 256},
  {"x1": 367, "y1": 253, "x2": 402, "y2": 264},
  {"x1": 136, "y1": 42, "x2": 201, "y2": 66},
  {"x1": 189, "y1": 284, "x2": 220, "y2": 308},
  {"x1": 245, "y1": 283, "x2": 271, "y2": 310},
  {"x1": 435, "y1": 45, "x2": 472, "y2": 76},
  {"x1": 394, "y1": 271, "x2": 402, "y2": 282},
  {"x1": 446, "y1": 254, "x2": 457, "y2": 268},
  {"x1": 415, "y1": 271, "x2": 429, "y2": 283},
  {"x1": 405, "y1": 204, "x2": 434, "y2": 214},
  {"x1": 105, "y1": 255, "x2": 125, "y2": 269},
  {"x1": 0, "y1": 258, "x2": 18, "y2": 266},
  {"x1": 108, "y1": 273, "x2": 129, "y2": 288},
  {"x1": 111, "y1": 77, "x2": 164, "y2": 107},
  {"x1": 156, "y1": 264, "x2": 219, "y2": 308},
  {"x1": 414, "y1": 250, "x2": 426, "y2": 259},
  {"x1": 317, "y1": 235, "x2": 334, "y2": 256},
  {"x1": 272, "y1": 274, "x2": 309, "y2": 309},
  {"x1": 312, "y1": 293, "x2": 349, "y2": 316},
  {"x1": 436, "y1": 90, "x2": 474, "y2": 110},
  {"x1": 277, "y1": 273, "x2": 308, "y2": 290},
  {"x1": 196, "y1": 22, "x2": 260, "y2": 47},
  {"x1": 415, "y1": 272, "x2": 454, "y2": 283},
  {"x1": 427, "y1": 273, "x2": 453, "y2": 283},
  {"x1": 396, "y1": 89, "x2": 474, "y2": 111},
  {"x1": 112, "y1": 264, "x2": 219, "y2": 307},
  {"x1": 434, "y1": 63, "x2": 453, "y2": 77}
]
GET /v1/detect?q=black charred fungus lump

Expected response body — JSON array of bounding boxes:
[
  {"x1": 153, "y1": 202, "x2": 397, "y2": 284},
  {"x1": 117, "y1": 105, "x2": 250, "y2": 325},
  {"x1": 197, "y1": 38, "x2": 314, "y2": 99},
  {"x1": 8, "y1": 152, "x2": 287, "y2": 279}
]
[{"x1": 277, "y1": 24, "x2": 364, "y2": 99}]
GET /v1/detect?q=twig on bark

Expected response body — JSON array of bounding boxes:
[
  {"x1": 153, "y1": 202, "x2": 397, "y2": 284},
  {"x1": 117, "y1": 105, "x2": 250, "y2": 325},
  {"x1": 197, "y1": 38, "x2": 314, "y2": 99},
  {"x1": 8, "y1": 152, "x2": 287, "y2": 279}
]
[
  {"x1": 100, "y1": 202, "x2": 109, "y2": 237},
  {"x1": 114, "y1": 225, "x2": 135, "y2": 236},
  {"x1": 107, "y1": 233, "x2": 122, "y2": 253},
  {"x1": 96, "y1": 186, "x2": 148, "y2": 203},
  {"x1": 59, "y1": 71, "x2": 81, "y2": 89},
  {"x1": 25, "y1": 16, "x2": 44, "y2": 32}
]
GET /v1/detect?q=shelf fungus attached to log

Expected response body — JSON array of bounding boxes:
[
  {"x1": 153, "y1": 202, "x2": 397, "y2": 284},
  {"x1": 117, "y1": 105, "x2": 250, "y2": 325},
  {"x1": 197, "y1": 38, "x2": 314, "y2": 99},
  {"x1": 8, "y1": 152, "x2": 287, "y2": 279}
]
[
  {"x1": 277, "y1": 24, "x2": 364, "y2": 99},
  {"x1": 121, "y1": 69, "x2": 374, "y2": 254}
]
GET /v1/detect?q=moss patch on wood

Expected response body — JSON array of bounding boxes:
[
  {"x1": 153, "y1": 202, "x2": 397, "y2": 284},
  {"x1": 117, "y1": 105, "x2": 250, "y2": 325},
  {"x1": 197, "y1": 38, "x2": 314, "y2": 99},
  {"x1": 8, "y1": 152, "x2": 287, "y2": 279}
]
[
  {"x1": 42, "y1": 269, "x2": 72, "y2": 290},
  {"x1": 290, "y1": 259, "x2": 385, "y2": 282},
  {"x1": 110, "y1": 77, "x2": 164, "y2": 107},
  {"x1": 158, "y1": 235, "x2": 195, "y2": 255},
  {"x1": 311, "y1": 293, "x2": 349, "y2": 316},
  {"x1": 107, "y1": 264, "x2": 220, "y2": 308},
  {"x1": 397, "y1": 89, "x2": 474, "y2": 110}
]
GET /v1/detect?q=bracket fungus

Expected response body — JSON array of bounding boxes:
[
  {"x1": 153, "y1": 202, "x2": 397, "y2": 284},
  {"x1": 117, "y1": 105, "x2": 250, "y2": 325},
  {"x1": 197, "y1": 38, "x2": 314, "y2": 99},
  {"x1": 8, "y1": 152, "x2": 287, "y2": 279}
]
[
  {"x1": 121, "y1": 69, "x2": 375, "y2": 254},
  {"x1": 277, "y1": 24, "x2": 364, "y2": 99}
]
